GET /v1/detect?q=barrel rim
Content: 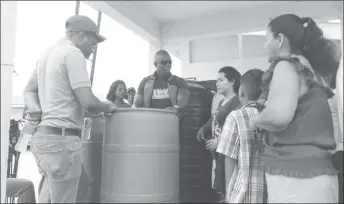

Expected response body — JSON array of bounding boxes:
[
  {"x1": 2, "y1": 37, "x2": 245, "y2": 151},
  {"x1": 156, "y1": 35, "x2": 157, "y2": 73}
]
[{"x1": 106, "y1": 108, "x2": 178, "y2": 116}]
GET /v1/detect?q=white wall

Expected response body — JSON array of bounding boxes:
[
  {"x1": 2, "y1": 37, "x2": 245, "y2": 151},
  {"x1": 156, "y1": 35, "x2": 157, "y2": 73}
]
[
  {"x1": 148, "y1": 43, "x2": 161, "y2": 74},
  {"x1": 11, "y1": 107, "x2": 25, "y2": 121},
  {"x1": 1, "y1": 1, "x2": 18, "y2": 202},
  {"x1": 183, "y1": 59, "x2": 241, "y2": 81},
  {"x1": 163, "y1": 34, "x2": 269, "y2": 81},
  {"x1": 241, "y1": 35, "x2": 269, "y2": 72},
  {"x1": 164, "y1": 20, "x2": 343, "y2": 81}
]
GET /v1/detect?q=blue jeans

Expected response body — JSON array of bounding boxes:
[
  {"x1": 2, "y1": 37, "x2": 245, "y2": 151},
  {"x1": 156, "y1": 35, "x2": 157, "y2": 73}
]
[
  {"x1": 31, "y1": 132, "x2": 83, "y2": 203},
  {"x1": 38, "y1": 166, "x2": 90, "y2": 203},
  {"x1": 37, "y1": 175, "x2": 50, "y2": 203}
]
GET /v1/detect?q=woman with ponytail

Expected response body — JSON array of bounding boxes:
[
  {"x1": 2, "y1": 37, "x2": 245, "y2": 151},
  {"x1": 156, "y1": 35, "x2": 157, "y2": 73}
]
[
  {"x1": 250, "y1": 14, "x2": 339, "y2": 203},
  {"x1": 203, "y1": 66, "x2": 241, "y2": 203}
]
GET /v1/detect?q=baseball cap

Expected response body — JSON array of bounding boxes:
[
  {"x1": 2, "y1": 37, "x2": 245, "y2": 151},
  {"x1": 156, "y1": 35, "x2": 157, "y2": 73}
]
[{"x1": 65, "y1": 15, "x2": 106, "y2": 43}]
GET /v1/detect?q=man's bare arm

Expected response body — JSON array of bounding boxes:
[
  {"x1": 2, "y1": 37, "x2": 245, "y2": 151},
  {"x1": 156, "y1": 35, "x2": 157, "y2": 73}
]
[
  {"x1": 65, "y1": 50, "x2": 115, "y2": 114},
  {"x1": 132, "y1": 78, "x2": 146, "y2": 108},
  {"x1": 202, "y1": 117, "x2": 212, "y2": 134},
  {"x1": 23, "y1": 69, "x2": 40, "y2": 111},
  {"x1": 73, "y1": 87, "x2": 115, "y2": 113}
]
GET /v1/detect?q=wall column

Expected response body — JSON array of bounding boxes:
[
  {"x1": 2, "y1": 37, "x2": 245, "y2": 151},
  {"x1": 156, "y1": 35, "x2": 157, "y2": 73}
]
[
  {"x1": 179, "y1": 40, "x2": 190, "y2": 78},
  {"x1": 1, "y1": 1, "x2": 18, "y2": 202},
  {"x1": 237, "y1": 34, "x2": 244, "y2": 71},
  {"x1": 148, "y1": 42, "x2": 161, "y2": 74}
]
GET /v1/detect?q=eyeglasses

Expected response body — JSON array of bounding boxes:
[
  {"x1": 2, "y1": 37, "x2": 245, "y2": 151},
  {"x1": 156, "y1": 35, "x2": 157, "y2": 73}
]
[{"x1": 156, "y1": 60, "x2": 172, "y2": 65}]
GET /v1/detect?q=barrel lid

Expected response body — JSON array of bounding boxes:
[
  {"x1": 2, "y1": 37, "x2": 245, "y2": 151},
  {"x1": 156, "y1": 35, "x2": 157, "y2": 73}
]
[
  {"x1": 105, "y1": 108, "x2": 178, "y2": 116},
  {"x1": 187, "y1": 83, "x2": 205, "y2": 89}
]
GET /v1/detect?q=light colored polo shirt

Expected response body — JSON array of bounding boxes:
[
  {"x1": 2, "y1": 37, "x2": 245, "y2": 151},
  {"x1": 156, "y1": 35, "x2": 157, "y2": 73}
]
[{"x1": 33, "y1": 38, "x2": 91, "y2": 129}]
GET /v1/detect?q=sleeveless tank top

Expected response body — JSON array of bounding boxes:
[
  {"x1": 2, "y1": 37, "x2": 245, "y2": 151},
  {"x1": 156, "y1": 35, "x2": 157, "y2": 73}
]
[{"x1": 261, "y1": 56, "x2": 337, "y2": 178}]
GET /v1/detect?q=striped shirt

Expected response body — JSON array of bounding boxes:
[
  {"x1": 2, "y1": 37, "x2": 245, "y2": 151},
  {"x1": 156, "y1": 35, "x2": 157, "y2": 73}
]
[{"x1": 216, "y1": 102, "x2": 265, "y2": 203}]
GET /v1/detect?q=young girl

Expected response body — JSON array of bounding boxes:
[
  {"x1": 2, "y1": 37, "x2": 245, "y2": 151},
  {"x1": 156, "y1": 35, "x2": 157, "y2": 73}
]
[{"x1": 106, "y1": 80, "x2": 131, "y2": 108}]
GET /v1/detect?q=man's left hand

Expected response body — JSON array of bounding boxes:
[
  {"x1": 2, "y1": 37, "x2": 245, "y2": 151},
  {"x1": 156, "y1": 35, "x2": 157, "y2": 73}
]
[{"x1": 205, "y1": 138, "x2": 218, "y2": 151}]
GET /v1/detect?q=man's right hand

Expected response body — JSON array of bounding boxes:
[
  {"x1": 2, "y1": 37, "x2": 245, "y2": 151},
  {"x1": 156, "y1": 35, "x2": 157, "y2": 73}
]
[
  {"x1": 103, "y1": 101, "x2": 117, "y2": 114},
  {"x1": 26, "y1": 107, "x2": 42, "y2": 122},
  {"x1": 196, "y1": 127, "x2": 205, "y2": 142},
  {"x1": 108, "y1": 103, "x2": 117, "y2": 113}
]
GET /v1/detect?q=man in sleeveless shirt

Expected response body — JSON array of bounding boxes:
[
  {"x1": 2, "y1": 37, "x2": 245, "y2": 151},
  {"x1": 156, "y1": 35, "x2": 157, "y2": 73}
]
[{"x1": 133, "y1": 50, "x2": 190, "y2": 112}]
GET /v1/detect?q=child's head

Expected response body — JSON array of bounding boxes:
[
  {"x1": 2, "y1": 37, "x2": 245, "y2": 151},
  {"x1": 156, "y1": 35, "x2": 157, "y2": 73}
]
[
  {"x1": 217, "y1": 66, "x2": 241, "y2": 95},
  {"x1": 239, "y1": 69, "x2": 264, "y2": 104},
  {"x1": 106, "y1": 80, "x2": 127, "y2": 102}
]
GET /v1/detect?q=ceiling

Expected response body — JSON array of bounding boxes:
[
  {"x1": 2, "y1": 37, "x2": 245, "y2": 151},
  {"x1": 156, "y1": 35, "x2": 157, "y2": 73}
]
[
  {"x1": 131, "y1": 1, "x2": 283, "y2": 23},
  {"x1": 102, "y1": 1, "x2": 341, "y2": 43}
]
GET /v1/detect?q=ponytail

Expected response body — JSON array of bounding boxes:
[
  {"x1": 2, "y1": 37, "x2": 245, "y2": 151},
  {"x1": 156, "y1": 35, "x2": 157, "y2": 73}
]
[
  {"x1": 268, "y1": 14, "x2": 339, "y2": 78},
  {"x1": 300, "y1": 17, "x2": 339, "y2": 77}
]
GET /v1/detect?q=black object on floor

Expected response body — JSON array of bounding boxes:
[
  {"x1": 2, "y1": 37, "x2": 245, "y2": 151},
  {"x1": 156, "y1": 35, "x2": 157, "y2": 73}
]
[{"x1": 332, "y1": 151, "x2": 343, "y2": 204}]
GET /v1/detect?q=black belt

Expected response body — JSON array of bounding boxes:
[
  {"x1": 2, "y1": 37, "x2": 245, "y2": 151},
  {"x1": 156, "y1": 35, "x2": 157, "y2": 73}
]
[{"x1": 36, "y1": 126, "x2": 82, "y2": 137}]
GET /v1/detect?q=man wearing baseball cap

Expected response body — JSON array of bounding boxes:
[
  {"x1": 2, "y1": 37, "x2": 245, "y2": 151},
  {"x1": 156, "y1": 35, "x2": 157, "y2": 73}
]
[
  {"x1": 23, "y1": 15, "x2": 115, "y2": 203},
  {"x1": 65, "y1": 15, "x2": 106, "y2": 58}
]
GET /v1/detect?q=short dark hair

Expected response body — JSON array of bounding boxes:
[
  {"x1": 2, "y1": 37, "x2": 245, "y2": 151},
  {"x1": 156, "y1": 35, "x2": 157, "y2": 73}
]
[
  {"x1": 218, "y1": 66, "x2": 241, "y2": 94},
  {"x1": 240, "y1": 69, "x2": 264, "y2": 101},
  {"x1": 106, "y1": 80, "x2": 126, "y2": 102},
  {"x1": 127, "y1": 87, "x2": 136, "y2": 94},
  {"x1": 155, "y1": 49, "x2": 170, "y2": 56}
]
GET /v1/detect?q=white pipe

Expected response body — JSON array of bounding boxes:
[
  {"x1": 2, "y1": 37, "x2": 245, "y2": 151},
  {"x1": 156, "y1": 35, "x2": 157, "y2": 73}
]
[
  {"x1": 237, "y1": 34, "x2": 244, "y2": 71},
  {"x1": 336, "y1": 3, "x2": 343, "y2": 136}
]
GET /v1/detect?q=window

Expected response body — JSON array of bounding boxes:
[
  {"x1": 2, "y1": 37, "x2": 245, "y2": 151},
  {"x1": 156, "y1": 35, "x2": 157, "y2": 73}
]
[
  {"x1": 319, "y1": 22, "x2": 341, "y2": 40},
  {"x1": 78, "y1": 2, "x2": 99, "y2": 24},
  {"x1": 13, "y1": 1, "x2": 76, "y2": 97},
  {"x1": 86, "y1": 59, "x2": 93, "y2": 78},
  {"x1": 92, "y1": 12, "x2": 150, "y2": 100},
  {"x1": 170, "y1": 54, "x2": 181, "y2": 77},
  {"x1": 13, "y1": 1, "x2": 151, "y2": 101},
  {"x1": 241, "y1": 19, "x2": 342, "y2": 40}
]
